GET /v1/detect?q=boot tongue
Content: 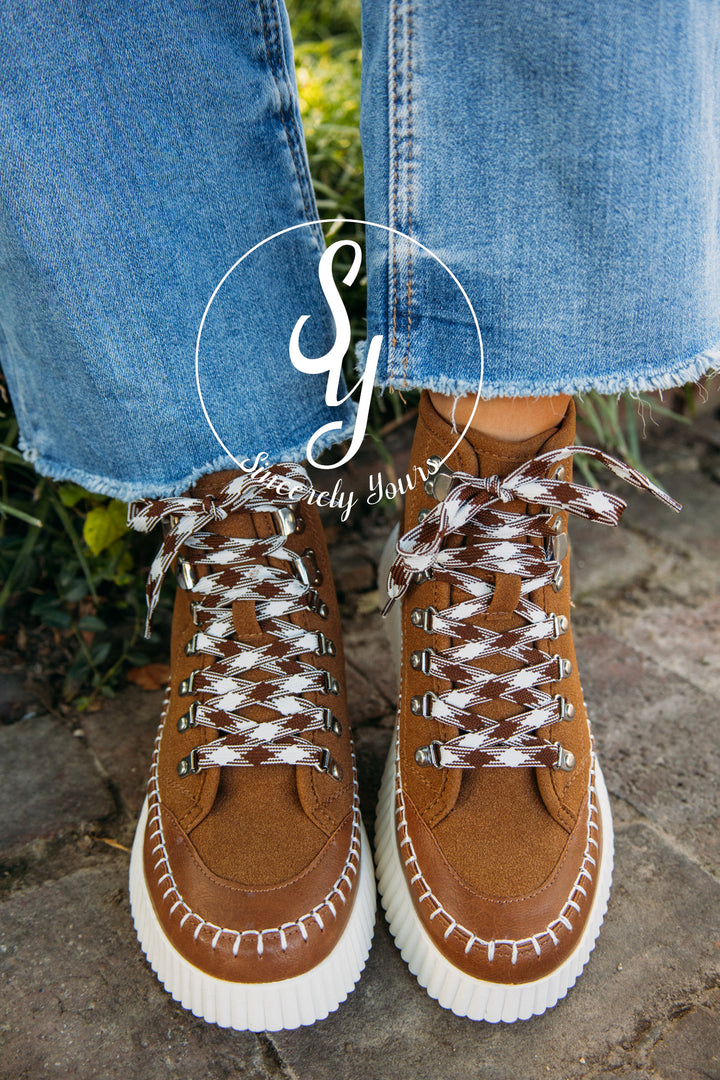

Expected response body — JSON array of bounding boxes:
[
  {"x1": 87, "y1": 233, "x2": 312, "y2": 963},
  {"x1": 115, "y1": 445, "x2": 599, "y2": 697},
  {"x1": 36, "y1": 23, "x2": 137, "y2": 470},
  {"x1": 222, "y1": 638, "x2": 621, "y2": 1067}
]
[
  {"x1": 414, "y1": 395, "x2": 578, "y2": 882},
  {"x1": 463, "y1": 404, "x2": 575, "y2": 615},
  {"x1": 188, "y1": 469, "x2": 268, "y2": 635},
  {"x1": 413, "y1": 393, "x2": 575, "y2": 616},
  {"x1": 412, "y1": 391, "x2": 575, "y2": 488},
  {"x1": 184, "y1": 468, "x2": 302, "y2": 836},
  {"x1": 191, "y1": 469, "x2": 241, "y2": 495},
  {"x1": 458, "y1": 400, "x2": 575, "y2": 480}
]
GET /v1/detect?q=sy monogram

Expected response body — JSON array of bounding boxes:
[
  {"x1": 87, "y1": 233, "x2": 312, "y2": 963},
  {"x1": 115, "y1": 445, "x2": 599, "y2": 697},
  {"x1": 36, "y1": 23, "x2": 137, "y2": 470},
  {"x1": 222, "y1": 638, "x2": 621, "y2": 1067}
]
[{"x1": 288, "y1": 239, "x2": 382, "y2": 469}]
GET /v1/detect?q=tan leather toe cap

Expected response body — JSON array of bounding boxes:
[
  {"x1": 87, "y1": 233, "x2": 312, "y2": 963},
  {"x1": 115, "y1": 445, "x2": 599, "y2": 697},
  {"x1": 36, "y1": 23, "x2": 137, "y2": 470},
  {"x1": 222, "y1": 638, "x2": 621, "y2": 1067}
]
[
  {"x1": 143, "y1": 791, "x2": 362, "y2": 984},
  {"x1": 397, "y1": 760, "x2": 603, "y2": 985}
]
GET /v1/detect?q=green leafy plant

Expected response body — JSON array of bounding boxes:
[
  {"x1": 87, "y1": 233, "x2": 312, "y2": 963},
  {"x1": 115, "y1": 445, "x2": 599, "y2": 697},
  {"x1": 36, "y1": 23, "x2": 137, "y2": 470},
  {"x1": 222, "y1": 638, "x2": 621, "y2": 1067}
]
[
  {"x1": 0, "y1": 385, "x2": 170, "y2": 707},
  {"x1": 573, "y1": 390, "x2": 690, "y2": 487}
]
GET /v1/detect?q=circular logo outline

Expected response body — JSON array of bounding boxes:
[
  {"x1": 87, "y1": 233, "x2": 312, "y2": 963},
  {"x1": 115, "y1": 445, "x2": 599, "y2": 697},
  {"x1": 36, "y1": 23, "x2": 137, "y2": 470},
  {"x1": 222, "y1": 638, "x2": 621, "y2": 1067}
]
[{"x1": 195, "y1": 218, "x2": 484, "y2": 473}]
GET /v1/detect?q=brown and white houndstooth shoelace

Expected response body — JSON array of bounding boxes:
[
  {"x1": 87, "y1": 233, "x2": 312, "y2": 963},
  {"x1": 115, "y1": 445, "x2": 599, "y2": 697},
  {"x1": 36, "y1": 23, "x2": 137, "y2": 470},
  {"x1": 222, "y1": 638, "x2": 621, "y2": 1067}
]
[
  {"x1": 382, "y1": 444, "x2": 680, "y2": 770},
  {"x1": 128, "y1": 465, "x2": 342, "y2": 775}
]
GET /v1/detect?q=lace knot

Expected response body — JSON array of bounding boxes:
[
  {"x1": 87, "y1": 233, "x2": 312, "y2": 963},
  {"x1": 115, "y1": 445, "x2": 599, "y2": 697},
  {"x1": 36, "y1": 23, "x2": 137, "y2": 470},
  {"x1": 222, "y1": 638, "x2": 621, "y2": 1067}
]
[
  {"x1": 129, "y1": 463, "x2": 311, "y2": 637},
  {"x1": 201, "y1": 495, "x2": 227, "y2": 521},
  {"x1": 383, "y1": 443, "x2": 681, "y2": 768},
  {"x1": 481, "y1": 475, "x2": 513, "y2": 503}
]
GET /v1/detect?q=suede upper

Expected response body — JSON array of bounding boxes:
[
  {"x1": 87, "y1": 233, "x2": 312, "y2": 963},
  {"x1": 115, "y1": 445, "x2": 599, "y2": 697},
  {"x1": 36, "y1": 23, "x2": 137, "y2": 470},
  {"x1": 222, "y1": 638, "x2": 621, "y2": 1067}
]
[
  {"x1": 393, "y1": 392, "x2": 602, "y2": 983},
  {"x1": 141, "y1": 470, "x2": 361, "y2": 984}
]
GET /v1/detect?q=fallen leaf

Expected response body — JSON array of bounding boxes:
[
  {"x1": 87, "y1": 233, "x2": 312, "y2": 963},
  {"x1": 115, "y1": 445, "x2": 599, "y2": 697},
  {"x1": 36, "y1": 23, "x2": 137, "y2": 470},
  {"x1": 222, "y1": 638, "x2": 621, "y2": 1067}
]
[
  {"x1": 92, "y1": 836, "x2": 130, "y2": 853},
  {"x1": 127, "y1": 662, "x2": 170, "y2": 691}
]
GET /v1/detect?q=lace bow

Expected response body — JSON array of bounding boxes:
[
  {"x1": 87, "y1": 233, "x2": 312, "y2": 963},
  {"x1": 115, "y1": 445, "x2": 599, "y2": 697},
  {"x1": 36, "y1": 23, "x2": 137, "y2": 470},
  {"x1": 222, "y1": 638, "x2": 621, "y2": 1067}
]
[{"x1": 383, "y1": 445, "x2": 680, "y2": 770}]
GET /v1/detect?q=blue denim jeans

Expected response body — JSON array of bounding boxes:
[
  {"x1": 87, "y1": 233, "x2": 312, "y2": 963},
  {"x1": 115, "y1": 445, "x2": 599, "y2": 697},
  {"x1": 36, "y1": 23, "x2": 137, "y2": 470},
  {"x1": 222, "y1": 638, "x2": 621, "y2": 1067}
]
[{"x1": 1, "y1": 0, "x2": 719, "y2": 500}]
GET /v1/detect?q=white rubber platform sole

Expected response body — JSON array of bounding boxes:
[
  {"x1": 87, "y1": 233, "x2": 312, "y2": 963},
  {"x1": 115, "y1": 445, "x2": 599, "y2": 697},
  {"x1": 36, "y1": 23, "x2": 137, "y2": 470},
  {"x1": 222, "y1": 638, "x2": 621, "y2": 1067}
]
[
  {"x1": 375, "y1": 736, "x2": 613, "y2": 1022},
  {"x1": 375, "y1": 525, "x2": 614, "y2": 1022},
  {"x1": 129, "y1": 798, "x2": 377, "y2": 1032}
]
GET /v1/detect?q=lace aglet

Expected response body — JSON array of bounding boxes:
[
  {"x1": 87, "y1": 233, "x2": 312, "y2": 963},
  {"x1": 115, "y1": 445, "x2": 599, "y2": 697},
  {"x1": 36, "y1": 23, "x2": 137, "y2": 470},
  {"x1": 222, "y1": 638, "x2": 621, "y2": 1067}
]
[
  {"x1": 381, "y1": 577, "x2": 406, "y2": 618},
  {"x1": 380, "y1": 595, "x2": 396, "y2": 619},
  {"x1": 143, "y1": 587, "x2": 161, "y2": 639}
]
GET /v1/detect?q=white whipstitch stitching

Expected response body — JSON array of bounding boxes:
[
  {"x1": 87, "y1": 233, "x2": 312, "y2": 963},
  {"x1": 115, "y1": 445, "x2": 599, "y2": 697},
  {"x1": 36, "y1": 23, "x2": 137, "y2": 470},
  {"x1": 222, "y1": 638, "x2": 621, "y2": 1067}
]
[
  {"x1": 394, "y1": 728, "x2": 601, "y2": 965},
  {"x1": 142, "y1": 687, "x2": 362, "y2": 956}
]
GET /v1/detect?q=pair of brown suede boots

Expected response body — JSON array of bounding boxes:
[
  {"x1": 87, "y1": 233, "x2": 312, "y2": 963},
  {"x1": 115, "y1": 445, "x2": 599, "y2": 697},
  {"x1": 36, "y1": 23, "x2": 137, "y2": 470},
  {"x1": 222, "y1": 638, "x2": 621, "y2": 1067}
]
[{"x1": 125, "y1": 391, "x2": 677, "y2": 1032}]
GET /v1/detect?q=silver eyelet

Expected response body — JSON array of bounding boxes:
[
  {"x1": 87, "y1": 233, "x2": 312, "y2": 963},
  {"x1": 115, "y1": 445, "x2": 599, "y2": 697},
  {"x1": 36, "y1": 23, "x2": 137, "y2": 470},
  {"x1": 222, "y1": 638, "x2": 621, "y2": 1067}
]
[
  {"x1": 550, "y1": 515, "x2": 563, "y2": 535},
  {"x1": 189, "y1": 601, "x2": 201, "y2": 626},
  {"x1": 176, "y1": 556, "x2": 197, "y2": 591},
  {"x1": 545, "y1": 528, "x2": 568, "y2": 563},
  {"x1": 552, "y1": 566, "x2": 565, "y2": 592},
  {"x1": 553, "y1": 533, "x2": 569, "y2": 563},
  {"x1": 551, "y1": 614, "x2": 570, "y2": 639},
  {"x1": 322, "y1": 671, "x2": 340, "y2": 695},
  {"x1": 322, "y1": 708, "x2": 343, "y2": 736},
  {"x1": 178, "y1": 672, "x2": 196, "y2": 696},
  {"x1": 291, "y1": 548, "x2": 322, "y2": 587},
  {"x1": 410, "y1": 648, "x2": 434, "y2": 674},
  {"x1": 554, "y1": 743, "x2": 576, "y2": 772},
  {"x1": 414, "y1": 567, "x2": 434, "y2": 584},
  {"x1": 318, "y1": 748, "x2": 343, "y2": 781},
  {"x1": 307, "y1": 590, "x2": 329, "y2": 619},
  {"x1": 417, "y1": 508, "x2": 431, "y2": 524},
  {"x1": 551, "y1": 465, "x2": 566, "y2": 481},
  {"x1": 411, "y1": 606, "x2": 437, "y2": 632},
  {"x1": 272, "y1": 506, "x2": 297, "y2": 536},
  {"x1": 554, "y1": 695, "x2": 576, "y2": 721},
  {"x1": 177, "y1": 701, "x2": 198, "y2": 732},
  {"x1": 555, "y1": 655, "x2": 573, "y2": 679},
  {"x1": 177, "y1": 747, "x2": 200, "y2": 777},
  {"x1": 315, "y1": 632, "x2": 336, "y2": 657},
  {"x1": 415, "y1": 740, "x2": 443, "y2": 767},
  {"x1": 184, "y1": 634, "x2": 199, "y2": 657},
  {"x1": 424, "y1": 457, "x2": 454, "y2": 501},
  {"x1": 410, "y1": 690, "x2": 438, "y2": 717}
]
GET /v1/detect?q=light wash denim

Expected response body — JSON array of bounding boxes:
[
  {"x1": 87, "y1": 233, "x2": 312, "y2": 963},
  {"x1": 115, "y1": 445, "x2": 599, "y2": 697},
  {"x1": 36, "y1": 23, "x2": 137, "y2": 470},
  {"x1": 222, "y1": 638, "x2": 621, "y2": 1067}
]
[
  {"x1": 1, "y1": 0, "x2": 719, "y2": 501},
  {"x1": 0, "y1": 0, "x2": 354, "y2": 499},
  {"x1": 361, "y1": 0, "x2": 720, "y2": 399}
]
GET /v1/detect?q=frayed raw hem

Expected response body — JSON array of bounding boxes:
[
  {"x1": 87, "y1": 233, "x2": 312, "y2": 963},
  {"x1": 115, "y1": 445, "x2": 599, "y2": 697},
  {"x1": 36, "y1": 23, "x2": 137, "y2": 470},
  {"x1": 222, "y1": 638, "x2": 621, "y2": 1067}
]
[
  {"x1": 16, "y1": 413, "x2": 358, "y2": 503},
  {"x1": 373, "y1": 347, "x2": 720, "y2": 400}
]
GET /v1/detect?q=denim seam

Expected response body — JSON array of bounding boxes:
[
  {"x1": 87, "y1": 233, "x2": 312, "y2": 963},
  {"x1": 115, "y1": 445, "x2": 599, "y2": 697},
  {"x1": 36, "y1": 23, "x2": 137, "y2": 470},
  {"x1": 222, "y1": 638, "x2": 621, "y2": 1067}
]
[
  {"x1": 403, "y1": 0, "x2": 414, "y2": 388},
  {"x1": 389, "y1": 0, "x2": 400, "y2": 373},
  {"x1": 256, "y1": 0, "x2": 322, "y2": 251},
  {"x1": 389, "y1": 0, "x2": 414, "y2": 384}
]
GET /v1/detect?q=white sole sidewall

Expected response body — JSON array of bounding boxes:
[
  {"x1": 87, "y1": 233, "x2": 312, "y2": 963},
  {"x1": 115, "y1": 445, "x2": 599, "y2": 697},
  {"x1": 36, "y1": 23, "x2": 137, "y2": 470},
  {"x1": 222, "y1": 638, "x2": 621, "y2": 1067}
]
[
  {"x1": 374, "y1": 732, "x2": 614, "y2": 1023},
  {"x1": 129, "y1": 798, "x2": 377, "y2": 1032}
]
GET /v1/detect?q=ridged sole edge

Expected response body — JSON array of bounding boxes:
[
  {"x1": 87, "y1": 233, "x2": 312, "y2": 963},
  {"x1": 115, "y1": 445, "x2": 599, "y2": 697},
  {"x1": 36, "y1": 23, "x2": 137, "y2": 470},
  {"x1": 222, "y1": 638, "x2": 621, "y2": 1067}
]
[
  {"x1": 374, "y1": 733, "x2": 614, "y2": 1022},
  {"x1": 129, "y1": 798, "x2": 377, "y2": 1032}
]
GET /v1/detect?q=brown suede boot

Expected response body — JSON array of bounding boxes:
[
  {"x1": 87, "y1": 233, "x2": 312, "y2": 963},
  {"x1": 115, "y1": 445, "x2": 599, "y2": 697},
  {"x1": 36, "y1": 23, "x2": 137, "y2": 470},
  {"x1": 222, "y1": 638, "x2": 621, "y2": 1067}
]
[
  {"x1": 127, "y1": 465, "x2": 375, "y2": 1032},
  {"x1": 375, "y1": 392, "x2": 678, "y2": 1022}
]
